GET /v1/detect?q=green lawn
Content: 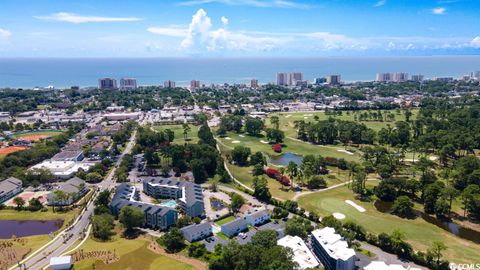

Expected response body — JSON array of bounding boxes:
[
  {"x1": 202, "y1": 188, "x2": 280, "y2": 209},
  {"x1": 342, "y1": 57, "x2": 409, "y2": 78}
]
[
  {"x1": 0, "y1": 208, "x2": 78, "y2": 226},
  {"x1": 153, "y1": 125, "x2": 199, "y2": 144},
  {"x1": 72, "y1": 237, "x2": 194, "y2": 270},
  {"x1": 215, "y1": 215, "x2": 235, "y2": 225},
  {"x1": 297, "y1": 182, "x2": 480, "y2": 263},
  {"x1": 11, "y1": 130, "x2": 64, "y2": 138}
]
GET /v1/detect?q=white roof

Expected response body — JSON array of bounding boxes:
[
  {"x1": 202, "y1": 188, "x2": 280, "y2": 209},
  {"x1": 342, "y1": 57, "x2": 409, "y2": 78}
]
[
  {"x1": 50, "y1": 256, "x2": 72, "y2": 266},
  {"x1": 277, "y1": 235, "x2": 319, "y2": 270},
  {"x1": 311, "y1": 227, "x2": 355, "y2": 261},
  {"x1": 365, "y1": 261, "x2": 422, "y2": 270}
]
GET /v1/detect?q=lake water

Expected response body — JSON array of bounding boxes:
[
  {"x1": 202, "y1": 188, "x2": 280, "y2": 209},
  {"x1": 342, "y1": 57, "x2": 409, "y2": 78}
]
[
  {"x1": 268, "y1": 152, "x2": 304, "y2": 166},
  {"x1": 0, "y1": 219, "x2": 63, "y2": 239},
  {"x1": 1, "y1": 56, "x2": 479, "y2": 88},
  {"x1": 374, "y1": 200, "x2": 480, "y2": 244}
]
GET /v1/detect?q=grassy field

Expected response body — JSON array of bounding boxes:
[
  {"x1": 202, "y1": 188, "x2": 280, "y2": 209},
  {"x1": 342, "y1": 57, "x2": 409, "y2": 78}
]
[
  {"x1": 215, "y1": 215, "x2": 235, "y2": 225},
  {"x1": 72, "y1": 236, "x2": 195, "y2": 270},
  {"x1": 297, "y1": 181, "x2": 479, "y2": 263},
  {"x1": 0, "y1": 208, "x2": 78, "y2": 225},
  {"x1": 11, "y1": 130, "x2": 63, "y2": 138},
  {"x1": 153, "y1": 125, "x2": 200, "y2": 144}
]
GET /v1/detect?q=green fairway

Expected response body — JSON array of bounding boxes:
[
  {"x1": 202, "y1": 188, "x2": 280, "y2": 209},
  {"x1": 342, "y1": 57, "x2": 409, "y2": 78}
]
[
  {"x1": 72, "y1": 237, "x2": 195, "y2": 270},
  {"x1": 153, "y1": 125, "x2": 199, "y2": 144},
  {"x1": 11, "y1": 130, "x2": 63, "y2": 138},
  {"x1": 297, "y1": 182, "x2": 480, "y2": 263}
]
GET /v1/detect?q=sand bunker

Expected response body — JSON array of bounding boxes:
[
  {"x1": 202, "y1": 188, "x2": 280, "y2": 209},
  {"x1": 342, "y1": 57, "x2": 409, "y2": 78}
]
[
  {"x1": 303, "y1": 114, "x2": 313, "y2": 117},
  {"x1": 260, "y1": 140, "x2": 269, "y2": 144},
  {"x1": 224, "y1": 137, "x2": 231, "y2": 140},
  {"x1": 332, "y1": 212, "x2": 346, "y2": 220},
  {"x1": 239, "y1": 135, "x2": 245, "y2": 137},
  {"x1": 232, "y1": 140, "x2": 241, "y2": 144},
  {"x1": 337, "y1": 149, "x2": 354, "y2": 155},
  {"x1": 285, "y1": 115, "x2": 292, "y2": 118},
  {"x1": 304, "y1": 117, "x2": 309, "y2": 119},
  {"x1": 345, "y1": 200, "x2": 366, "y2": 212}
]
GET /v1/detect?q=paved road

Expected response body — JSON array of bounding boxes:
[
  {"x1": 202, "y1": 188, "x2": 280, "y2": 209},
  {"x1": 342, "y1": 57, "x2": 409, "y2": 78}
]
[
  {"x1": 360, "y1": 242, "x2": 427, "y2": 269},
  {"x1": 9, "y1": 130, "x2": 137, "y2": 270}
]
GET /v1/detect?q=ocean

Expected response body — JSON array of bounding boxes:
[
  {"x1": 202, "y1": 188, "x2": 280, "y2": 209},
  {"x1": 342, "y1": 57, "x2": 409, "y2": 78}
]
[{"x1": 0, "y1": 56, "x2": 479, "y2": 88}]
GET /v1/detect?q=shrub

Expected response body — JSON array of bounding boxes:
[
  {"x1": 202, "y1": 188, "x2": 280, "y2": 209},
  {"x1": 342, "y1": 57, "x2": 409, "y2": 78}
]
[
  {"x1": 272, "y1": 144, "x2": 282, "y2": 153},
  {"x1": 280, "y1": 175, "x2": 291, "y2": 186},
  {"x1": 266, "y1": 168, "x2": 280, "y2": 178}
]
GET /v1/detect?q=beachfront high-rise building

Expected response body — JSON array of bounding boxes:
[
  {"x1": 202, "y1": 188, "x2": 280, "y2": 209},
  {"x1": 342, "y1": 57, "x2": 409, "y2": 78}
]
[
  {"x1": 98, "y1": 78, "x2": 117, "y2": 90},
  {"x1": 411, "y1": 74, "x2": 424, "y2": 82},
  {"x1": 315, "y1": 77, "x2": 327, "y2": 85},
  {"x1": 289, "y1": 72, "x2": 304, "y2": 86},
  {"x1": 393, "y1": 72, "x2": 409, "y2": 82},
  {"x1": 326, "y1": 75, "x2": 341, "y2": 85},
  {"x1": 472, "y1": 71, "x2": 480, "y2": 81},
  {"x1": 250, "y1": 79, "x2": 259, "y2": 89},
  {"x1": 190, "y1": 80, "x2": 201, "y2": 90},
  {"x1": 276, "y1": 73, "x2": 288, "y2": 86},
  {"x1": 164, "y1": 80, "x2": 176, "y2": 88},
  {"x1": 375, "y1": 73, "x2": 393, "y2": 82},
  {"x1": 120, "y1": 78, "x2": 137, "y2": 90}
]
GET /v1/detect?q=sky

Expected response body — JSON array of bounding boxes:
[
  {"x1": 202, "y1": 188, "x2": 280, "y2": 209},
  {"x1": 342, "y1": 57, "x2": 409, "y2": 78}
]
[{"x1": 0, "y1": 0, "x2": 479, "y2": 57}]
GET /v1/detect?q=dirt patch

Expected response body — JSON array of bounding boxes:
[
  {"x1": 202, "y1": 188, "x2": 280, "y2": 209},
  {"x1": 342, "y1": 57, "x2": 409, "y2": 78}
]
[
  {"x1": 0, "y1": 239, "x2": 31, "y2": 269},
  {"x1": 72, "y1": 249, "x2": 119, "y2": 265},
  {"x1": 16, "y1": 135, "x2": 51, "y2": 141},
  {"x1": 0, "y1": 146, "x2": 29, "y2": 155},
  {"x1": 148, "y1": 239, "x2": 207, "y2": 270}
]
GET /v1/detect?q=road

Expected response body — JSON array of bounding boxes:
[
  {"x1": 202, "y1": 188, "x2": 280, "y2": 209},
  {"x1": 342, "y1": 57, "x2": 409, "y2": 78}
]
[{"x1": 9, "y1": 130, "x2": 138, "y2": 270}]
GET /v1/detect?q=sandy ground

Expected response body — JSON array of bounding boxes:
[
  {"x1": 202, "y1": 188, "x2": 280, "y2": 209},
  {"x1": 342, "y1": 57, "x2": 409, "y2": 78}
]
[
  {"x1": 4, "y1": 191, "x2": 49, "y2": 206},
  {"x1": 0, "y1": 146, "x2": 29, "y2": 155},
  {"x1": 260, "y1": 140, "x2": 269, "y2": 144},
  {"x1": 337, "y1": 149, "x2": 354, "y2": 155},
  {"x1": 345, "y1": 200, "x2": 366, "y2": 212},
  {"x1": 16, "y1": 135, "x2": 51, "y2": 141},
  {"x1": 333, "y1": 212, "x2": 346, "y2": 220},
  {"x1": 232, "y1": 140, "x2": 240, "y2": 143}
]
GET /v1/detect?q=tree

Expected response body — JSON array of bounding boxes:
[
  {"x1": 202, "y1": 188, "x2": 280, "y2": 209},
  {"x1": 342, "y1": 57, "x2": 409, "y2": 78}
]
[
  {"x1": 176, "y1": 216, "x2": 192, "y2": 228},
  {"x1": 266, "y1": 128, "x2": 285, "y2": 143},
  {"x1": 307, "y1": 175, "x2": 327, "y2": 189},
  {"x1": 182, "y1": 123, "x2": 191, "y2": 141},
  {"x1": 92, "y1": 213, "x2": 114, "y2": 240},
  {"x1": 95, "y1": 190, "x2": 111, "y2": 207},
  {"x1": 375, "y1": 180, "x2": 398, "y2": 201},
  {"x1": 270, "y1": 115, "x2": 280, "y2": 130},
  {"x1": 286, "y1": 161, "x2": 298, "y2": 181},
  {"x1": 284, "y1": 217, "x2": 313, "y2": 239},
  {"x1": 191, "y1": 159, "x2": 207, "y2": 183},
  {"x1": 231, "y1": 146, "x2": 251, "y2": 166},
  {"x1": 86, "y1": 172, "x2": 103, "y2": 183},
  {"x1": 250, "y1": 152, "x2": 265, "y2": 166},
  {"x1": 272, "y1": 206, "x2": 288, "y2": 219},
  {"x1": 230, "y1": 193, "x2": 245, "y2": 213},
  {"x1": 13, "y1": 196, "x2": 25, "y2": 210},
  {"x1": 28, "y1": 197, "x2": 43, "y2": 211},
  {"x1": 434, "y1": 197, "x2": 450, "y2": 219},
  {"x1": 119, "y1": 206, "x2": 145, "y2": 233},
  {"x1": 352, "y1": 168, "x2": 367, "y2": 195},
  {"x1": 251, "y1": 230, "x2": 277, "y2": 249},
  {"x1": 252, "y1": 163, "x2": 265, "y2": 176},
  {"x1": 52, "y1": 189, "x2": 68, "y2": 211},
  {"x1": 391, "y1": 196, "x2": 414, "y2": 218},
  {"x1": 198, "y1": 124, "x2": 216, "y2": 146},
  {"x1": 427, "y1": 241, "x2": 447, "y2": 267},
  {"x1": 252, "y1": 176, "x2": 271, "y2": 201},
  {"x1": 461, "y1": 184, "x2": 480, "y2": 218},
  {"x1": 188, "y1": 242, "x2": 207, "y2": 258},
  {"x1": 423, "y1": 182, "x2": 444, "y2": 214},
  {"x1": 158, "y1": 227, "x2": 185, "y2": 253},
  {"x1": 245, "y1": 117, "x2": 264, "y2": 136}
]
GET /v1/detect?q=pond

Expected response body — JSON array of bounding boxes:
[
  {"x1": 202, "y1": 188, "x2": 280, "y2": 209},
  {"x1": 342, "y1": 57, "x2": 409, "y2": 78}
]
[
  {"x1": 0, "y1": 219, "x2": 64, "y2": 239},
  {"x1": 374, "y1": 200, "x2": 480, "y2": 244},
  {"x1": 267, "y1": 152, "x2": 304, "y2": 166}
]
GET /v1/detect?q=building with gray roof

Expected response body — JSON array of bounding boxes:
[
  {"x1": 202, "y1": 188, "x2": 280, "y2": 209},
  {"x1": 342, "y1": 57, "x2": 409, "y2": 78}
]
[
  {"x1": 180, "y1": 222, "x2": 212, "y2": 242},
  {"x1": 142, "y1": 177, "x2": 205, "y2": 218},
  {"x1": 47, "y1": 177, "x2": 89, "y2": 206},
  {"x1": 220, "y1": 217, "x2": 248, "y2": 237},
  {"x1": 0, "y1": 177, "x2": 23, "y2": 204},
  {"x1": 110, "y1": 183, "x2": 177, "y2": 231}
]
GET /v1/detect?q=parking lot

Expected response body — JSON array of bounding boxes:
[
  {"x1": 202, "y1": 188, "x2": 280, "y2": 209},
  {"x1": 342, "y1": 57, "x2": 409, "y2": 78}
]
[{"x1": 202, "y1": 220, "x2": 286, "y2": 252}]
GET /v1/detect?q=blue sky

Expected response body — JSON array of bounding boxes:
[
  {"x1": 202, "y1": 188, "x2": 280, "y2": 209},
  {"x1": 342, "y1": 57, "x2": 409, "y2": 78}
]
[{"x1": 0, "y1": 0, "x2": 479, "y2": 57}]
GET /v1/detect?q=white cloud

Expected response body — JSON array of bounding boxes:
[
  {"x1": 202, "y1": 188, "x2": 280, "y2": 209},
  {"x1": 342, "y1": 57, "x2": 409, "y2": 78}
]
[
  {"x1": 432, "y1": 7, "x2": 446, "y2": 15},
  {"x1": 147, "y1": 27, "x2": 188, "y2": 37},
  {"x1": 35, "y1": 12, "x2": 142, "y2": 23},
  {"x1": 374, "y1": 0, "x2": 386, "y2": 7},
  {"x1": 0, "y1": 28, "x2": 11, "y2": 39},
  {"x1": 221, "y1": 16, "x2": 229, "y2": 27},
  {"x1": 178, "y1": 0, "x2": 311, "y2": 9},
  {"x1": 471, "y1": 36, "x2": 480, "y2": 48}
]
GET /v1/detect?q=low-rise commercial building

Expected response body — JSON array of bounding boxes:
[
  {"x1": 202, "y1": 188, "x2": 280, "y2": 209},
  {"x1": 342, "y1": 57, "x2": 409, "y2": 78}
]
[
  {"x1": 142, "y1": 177, "x2": 205, "y2": 218},
  {"x1": 311, "y1": 227, "x2": 356, "y2": 270},
  {"x1": 0, "y1": 177, "x2": 23, "y2": 204},
  {"x1": 30, "y1": 160, "x2": 94, "y2": 179},
  {"x1": 47, "y1": 177, "x2": 89, "y2": 206},
  {"x1": 180, "y1": 222, "x2": 212, "y2": 242},
  {"x1": 277, "y1": 235, "x2": 319, "y2": 270}
]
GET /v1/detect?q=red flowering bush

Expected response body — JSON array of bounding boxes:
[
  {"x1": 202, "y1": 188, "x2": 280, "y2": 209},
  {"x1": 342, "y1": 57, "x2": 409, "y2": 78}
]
[
  {"x1": 272, "y1": 144, "x2": 282, "y2": 153},
  {"x1": 280, "y1": 175, "x2": 291, "y2": 186},
  {"x1": 266, "y1": 168, "x2": 280, "y2": 179}
]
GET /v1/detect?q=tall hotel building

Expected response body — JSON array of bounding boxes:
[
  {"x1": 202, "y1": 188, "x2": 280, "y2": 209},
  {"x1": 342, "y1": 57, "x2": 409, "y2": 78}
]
[
  {"x1": 250, "y1": 79, "x2": 259, "y2": 89},
  {"x1": 190, "y1": 80, "x2": 201, "y2": 90},
  {"x1": 326, "y1": 75, "x2": 341, "y2": 85},
  {"x1": 164, "y1": 80, "x2": 176, "y2": 88},
  {"x1": 98, "y1": 78, "x2": 117, "y2": 90},
  {"x1": 276, "y1": 73, "x2": 289, "y2": 86},
  {"x1": 120, "y1": 78, "x2": 137, "y2": 90},
  {"x1": 289, "y1": 72, "x2": 304, "y2": 86},
  {"x1": 376, "y1": 73, "x2": 393, "y2": 82},
  {"x1": 393, "y1": 72, "x2": 409, "y2": 82}
]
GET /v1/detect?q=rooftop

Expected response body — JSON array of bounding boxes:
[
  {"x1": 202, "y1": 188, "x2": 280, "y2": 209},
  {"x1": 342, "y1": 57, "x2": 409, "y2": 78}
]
[
  {"x1": 311, "y1": 227, "x2": 356, "y2": 261},
  {"x1": 277, "y1": 235, "x2": 319, "y2": 270}
]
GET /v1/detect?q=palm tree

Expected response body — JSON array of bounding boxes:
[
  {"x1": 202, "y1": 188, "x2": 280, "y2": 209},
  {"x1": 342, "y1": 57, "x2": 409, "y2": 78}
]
[
  {"x1": 182, "y1": 123, "x2": 191, "y2": 141},
  {"x1": 270, "y1": 115, "x2": 280, "y2": 130}
]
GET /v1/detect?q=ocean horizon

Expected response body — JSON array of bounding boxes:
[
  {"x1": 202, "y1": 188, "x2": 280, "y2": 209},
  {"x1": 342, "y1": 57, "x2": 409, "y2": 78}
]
[{"x1": 1, "y1": 56, "x2": 479, "y2": 88}]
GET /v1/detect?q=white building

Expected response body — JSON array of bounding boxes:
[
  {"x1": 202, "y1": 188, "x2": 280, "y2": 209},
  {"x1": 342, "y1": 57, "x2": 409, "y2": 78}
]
[
  {"x1": 50, "y1": 256, "x2": 72, "y2": 270},
  {"x1": 164, "y1": 80, "x2": 176, "y2": 88},
  {"x1": 277, "y1": 235, "x2": 319, "y2": 270},
  {"x1": 364, "y1": 261, "x2": 422, "y2": 270},
  {"x1": 311, "y1": 227, "x2": 356, "y2": 270},
  {"x1": 393, "y1": 72, "x2": 409, "y2": 82},
  {"x1": 289, "y1": 72, "x2": 304, "y2": 86},
  {"x1": 30, "y1": 160, "x2": 94, "y2": 179},
  {"x1": 245, "y1": 209, "x2": 270, "y2": 226},
  {"x1": 104, "y1": 112, "x2": 140, "y2": 121},
  {"x1": 411, "y1": 74, "x2": 424, "y2": 82},
  {"x1": 376, "y1": 73, "x2": 392, "y2": 82},
  {"x1": 120, "y1": 78, "x2": 137, "y2": 90}
]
